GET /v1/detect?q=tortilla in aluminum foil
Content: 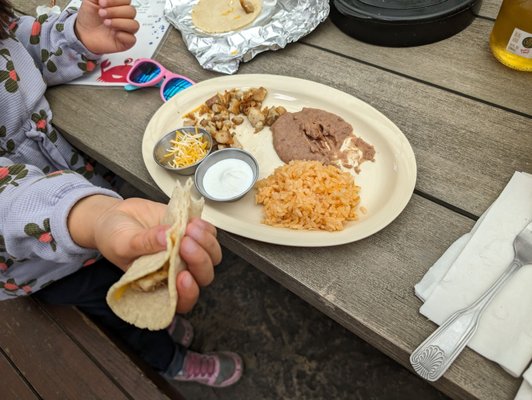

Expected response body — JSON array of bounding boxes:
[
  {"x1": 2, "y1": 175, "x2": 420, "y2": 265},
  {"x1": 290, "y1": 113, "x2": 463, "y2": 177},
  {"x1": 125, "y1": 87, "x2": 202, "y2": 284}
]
[{"x1": 164, "y1": 0, "x2": 329, "y2": 74}]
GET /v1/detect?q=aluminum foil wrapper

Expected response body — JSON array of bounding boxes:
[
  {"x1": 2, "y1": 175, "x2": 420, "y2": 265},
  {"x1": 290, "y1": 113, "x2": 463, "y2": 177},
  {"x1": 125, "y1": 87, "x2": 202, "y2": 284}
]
[{"x1": 164, "y1": 0, "x2": 329, "y2": 74}]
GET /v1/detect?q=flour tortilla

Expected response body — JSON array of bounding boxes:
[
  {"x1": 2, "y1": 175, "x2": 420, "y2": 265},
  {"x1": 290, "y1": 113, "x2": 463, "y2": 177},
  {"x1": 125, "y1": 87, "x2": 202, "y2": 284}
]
[
  {"x1": 106, "y1": 179, "x2": 204, "y2": 330},
  {"x1": 191, "y1": 0, "x2": 262, "y2": 34}
]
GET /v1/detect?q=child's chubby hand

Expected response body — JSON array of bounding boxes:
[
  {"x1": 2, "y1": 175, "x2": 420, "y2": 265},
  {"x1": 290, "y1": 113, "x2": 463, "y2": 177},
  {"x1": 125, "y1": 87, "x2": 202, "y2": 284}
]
[
  {"x1": 75, "y1": 0, "x2": 140, "y2": 55},
  {"x1": 68, "y1": 195, "x2": 223, "y2": 314}
]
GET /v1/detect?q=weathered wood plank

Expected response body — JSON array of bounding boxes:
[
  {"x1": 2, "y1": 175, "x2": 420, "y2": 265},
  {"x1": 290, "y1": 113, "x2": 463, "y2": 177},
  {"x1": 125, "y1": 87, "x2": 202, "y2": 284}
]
[
  {"x1": 479, "y1": 0, "x2": 502, "y2": 19},
  {"x1": 304, "y1": 17, "x2": 532, "y2": 116},
  {"x1": 0, "y1": 351, "x2": 38, "y2": 400},
  {"x1": 0, "y1": 298, "x2": 129, "y2": 399},
  {"x1": 219, "y1": 194, "x2": 522, "y2": 400},
  {"x1": 43, "y1": 304, "x2": 173, "y2": 400}
]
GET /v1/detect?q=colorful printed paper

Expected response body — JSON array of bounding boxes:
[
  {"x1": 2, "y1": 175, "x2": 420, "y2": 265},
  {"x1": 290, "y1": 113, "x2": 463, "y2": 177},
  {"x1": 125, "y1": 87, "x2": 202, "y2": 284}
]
[{"x1": 66, "y1": 0, "x2": 170, "y2": 86}]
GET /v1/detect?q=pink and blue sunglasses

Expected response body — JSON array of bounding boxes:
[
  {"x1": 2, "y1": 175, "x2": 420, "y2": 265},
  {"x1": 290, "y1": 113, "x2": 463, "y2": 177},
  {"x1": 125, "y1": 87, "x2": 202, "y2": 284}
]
[{"x1": 125, "y1": 58, "x2": 195, "y2": 102}]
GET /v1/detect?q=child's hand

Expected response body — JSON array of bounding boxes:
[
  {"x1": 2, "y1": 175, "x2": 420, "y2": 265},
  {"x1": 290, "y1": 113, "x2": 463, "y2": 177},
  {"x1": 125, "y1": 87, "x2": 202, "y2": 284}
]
[
  {"x1": 68, "y1": 195, "x2": 222, "y2": 313},
  {"x1": 75, "y1": 0, "x2": 140, "y2": 55}
]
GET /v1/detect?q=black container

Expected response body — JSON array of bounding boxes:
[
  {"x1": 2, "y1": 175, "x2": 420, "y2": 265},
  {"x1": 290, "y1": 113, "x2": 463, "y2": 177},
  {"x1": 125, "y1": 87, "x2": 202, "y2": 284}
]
[{"x1": 330, "y1": 0, "x2": 483, "y2": 47}]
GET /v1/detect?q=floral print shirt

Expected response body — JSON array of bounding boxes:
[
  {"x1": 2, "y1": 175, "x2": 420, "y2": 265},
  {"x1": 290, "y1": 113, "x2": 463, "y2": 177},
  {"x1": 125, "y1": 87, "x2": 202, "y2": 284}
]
[{"x1": 0, "y1": 8, "x2": 121, "y2": 299}]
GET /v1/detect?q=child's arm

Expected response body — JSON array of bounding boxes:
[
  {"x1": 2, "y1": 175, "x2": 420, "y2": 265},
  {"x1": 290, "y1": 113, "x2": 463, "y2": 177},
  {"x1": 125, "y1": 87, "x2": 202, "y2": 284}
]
[
  {"x1": 0, "y1": 156, "x2": 122, "y2": 265},
  {"x1": 10, "y1": 0, "x2": 139, "y2": 86},
  {"x1": 10, "y1": 9, "x2": 101, "y2": 86},
  {"x1": 0, "y1": 157, "x2": 221, "y2": 312}
]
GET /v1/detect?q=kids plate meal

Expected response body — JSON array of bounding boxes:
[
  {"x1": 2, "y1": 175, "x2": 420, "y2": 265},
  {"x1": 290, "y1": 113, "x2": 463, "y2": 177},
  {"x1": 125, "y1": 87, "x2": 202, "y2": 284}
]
[{"x1": 141, "y1": 74, "x2": 417, "y2": 247}]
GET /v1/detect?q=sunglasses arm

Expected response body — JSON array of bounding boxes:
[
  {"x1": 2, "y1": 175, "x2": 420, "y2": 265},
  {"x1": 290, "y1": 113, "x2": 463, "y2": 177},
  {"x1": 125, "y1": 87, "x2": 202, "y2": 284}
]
[{"x1": 123, "y1": 82, "x2": 163, "y2": 92}]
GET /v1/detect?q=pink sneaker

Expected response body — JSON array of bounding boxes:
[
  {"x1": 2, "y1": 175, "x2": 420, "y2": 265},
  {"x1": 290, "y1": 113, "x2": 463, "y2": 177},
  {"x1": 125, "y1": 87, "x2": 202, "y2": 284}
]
[
  {"x1": 171, "y1": 350, "x2": 243, "y2": 387},
  {"x1": 167, "y1": 316, "x2": 194, "y2": 348}
]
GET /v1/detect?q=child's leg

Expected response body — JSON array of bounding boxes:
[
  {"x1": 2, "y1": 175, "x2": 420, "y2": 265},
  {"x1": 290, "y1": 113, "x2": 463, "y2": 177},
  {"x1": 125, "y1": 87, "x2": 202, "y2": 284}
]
[{"x1": 33, "y1": 258, "x2": 185, "y2": 373}]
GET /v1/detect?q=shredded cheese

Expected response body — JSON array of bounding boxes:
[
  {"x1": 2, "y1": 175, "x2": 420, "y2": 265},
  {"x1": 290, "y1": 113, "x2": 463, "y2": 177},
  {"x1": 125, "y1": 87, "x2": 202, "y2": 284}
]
[{"x1": 163, "y1": 129, "x2": 210, "y2": 168}]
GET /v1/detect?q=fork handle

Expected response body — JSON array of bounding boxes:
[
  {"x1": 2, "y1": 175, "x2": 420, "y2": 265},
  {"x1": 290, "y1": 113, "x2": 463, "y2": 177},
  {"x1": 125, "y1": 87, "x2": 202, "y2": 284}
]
[{"x1": 410, "y1": 258, "x2": 521, "y2": 382}]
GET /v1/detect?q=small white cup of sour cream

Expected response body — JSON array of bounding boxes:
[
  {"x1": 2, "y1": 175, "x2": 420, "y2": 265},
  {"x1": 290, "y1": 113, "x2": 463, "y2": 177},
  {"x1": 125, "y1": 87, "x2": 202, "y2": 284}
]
[{"x1": 194, "y1": 148, "x2": 259, "y2": 202}]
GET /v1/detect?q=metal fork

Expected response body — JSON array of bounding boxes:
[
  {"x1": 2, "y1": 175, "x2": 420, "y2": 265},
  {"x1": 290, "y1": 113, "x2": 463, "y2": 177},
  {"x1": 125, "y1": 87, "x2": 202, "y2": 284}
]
[{"x1": 410, "y1": 220, "x2": 532, "y2": 382}]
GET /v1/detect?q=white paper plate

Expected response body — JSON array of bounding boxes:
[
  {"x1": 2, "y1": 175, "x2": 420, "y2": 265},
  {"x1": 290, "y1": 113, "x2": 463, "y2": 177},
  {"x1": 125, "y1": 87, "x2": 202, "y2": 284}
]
[{"x1": 142, "y1": 74, "x2": 417, "y2": 246}]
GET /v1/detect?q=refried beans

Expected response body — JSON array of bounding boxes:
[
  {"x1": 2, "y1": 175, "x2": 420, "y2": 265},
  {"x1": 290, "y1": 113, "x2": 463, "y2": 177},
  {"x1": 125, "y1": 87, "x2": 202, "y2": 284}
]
[{"x1": 271, "y1": 107, "x2": 375, "y2": 173}]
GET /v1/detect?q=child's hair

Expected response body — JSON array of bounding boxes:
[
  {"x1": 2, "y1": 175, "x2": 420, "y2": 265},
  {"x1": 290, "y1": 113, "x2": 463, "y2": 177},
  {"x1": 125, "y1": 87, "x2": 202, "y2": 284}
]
[{"x1": 0, "y1": 0, "x2": 14, "y2": 40}]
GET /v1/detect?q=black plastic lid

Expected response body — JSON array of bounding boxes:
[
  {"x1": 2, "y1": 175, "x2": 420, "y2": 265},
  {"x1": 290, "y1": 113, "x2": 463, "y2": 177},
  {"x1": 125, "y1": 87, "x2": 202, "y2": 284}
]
[{"x1": 330, "y1": 0, "x2": 482, "y2": 47}]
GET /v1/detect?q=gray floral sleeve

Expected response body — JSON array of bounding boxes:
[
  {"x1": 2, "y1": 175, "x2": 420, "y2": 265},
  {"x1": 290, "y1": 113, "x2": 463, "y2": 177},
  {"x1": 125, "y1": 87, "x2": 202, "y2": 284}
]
[
  {"x1": 9, "y1": 7, "x2": 99, "y2": 86},
  {"x1": 0, "y1": 8, "x2": 123, "y2": 299},
  {"x1": 0, "y1": 157, "x2": 121, "y2": 297}
]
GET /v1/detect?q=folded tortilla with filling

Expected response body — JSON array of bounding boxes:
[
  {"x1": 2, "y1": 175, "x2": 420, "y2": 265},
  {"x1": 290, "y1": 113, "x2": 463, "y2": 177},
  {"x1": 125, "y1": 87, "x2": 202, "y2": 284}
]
[{"x1": 106, "y1": 178, "x2": 204, "y2": 330}]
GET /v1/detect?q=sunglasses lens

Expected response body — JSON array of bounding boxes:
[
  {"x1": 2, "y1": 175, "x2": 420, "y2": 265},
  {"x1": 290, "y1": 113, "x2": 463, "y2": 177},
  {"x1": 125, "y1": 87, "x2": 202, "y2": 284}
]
[
  {"x1": 162, "y1": 78, "x2": 193, "y2": 101},
  {"x1": 130, "y1": 62, "x2": 161, "y2": 84}
]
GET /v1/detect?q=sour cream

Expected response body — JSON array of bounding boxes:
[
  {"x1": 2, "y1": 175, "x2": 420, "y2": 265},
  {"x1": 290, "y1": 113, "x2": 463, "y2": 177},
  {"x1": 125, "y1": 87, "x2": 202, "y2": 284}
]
[{"x1": 202, "y1": 158, "x2": 255, "y2": 200}]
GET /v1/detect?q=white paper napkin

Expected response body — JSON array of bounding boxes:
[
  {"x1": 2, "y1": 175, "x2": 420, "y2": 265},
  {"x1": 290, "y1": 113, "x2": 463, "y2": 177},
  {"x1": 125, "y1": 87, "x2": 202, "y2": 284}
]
[
  {"x1": 515, "y1": 367, "x2": 532, "y2": 400},
  {"x1": 415, "y1": 171, "x2": 532, "y2": 385}
]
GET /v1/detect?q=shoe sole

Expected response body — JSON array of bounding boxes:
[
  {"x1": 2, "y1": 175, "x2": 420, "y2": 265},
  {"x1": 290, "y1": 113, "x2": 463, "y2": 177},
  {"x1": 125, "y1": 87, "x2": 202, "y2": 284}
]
[{"x1": 213, "y1": 352, "x2": 244, "y2": 388}]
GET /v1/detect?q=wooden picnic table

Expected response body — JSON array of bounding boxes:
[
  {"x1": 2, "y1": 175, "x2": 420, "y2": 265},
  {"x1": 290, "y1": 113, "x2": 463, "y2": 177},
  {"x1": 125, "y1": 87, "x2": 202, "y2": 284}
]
[{"x1": 10, "y1": 0, "x2": 532, "y2": 399}]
